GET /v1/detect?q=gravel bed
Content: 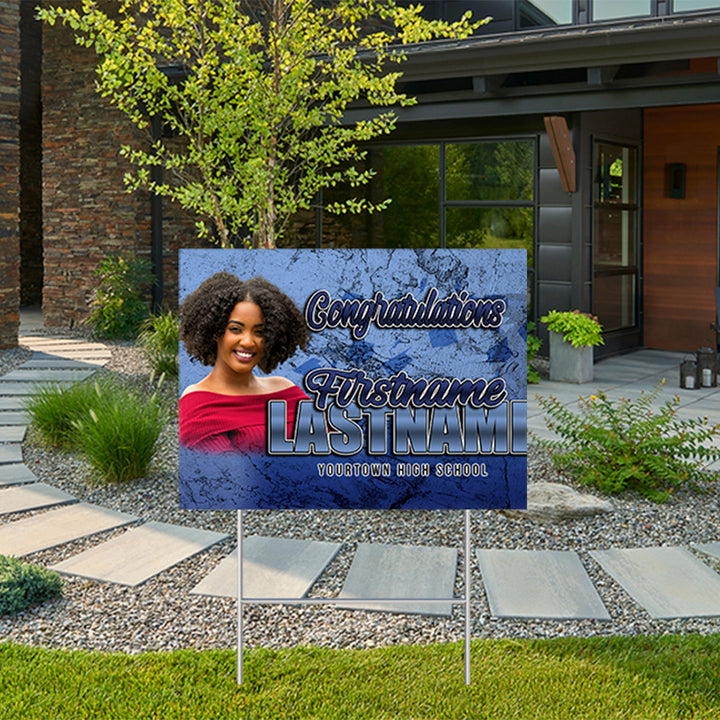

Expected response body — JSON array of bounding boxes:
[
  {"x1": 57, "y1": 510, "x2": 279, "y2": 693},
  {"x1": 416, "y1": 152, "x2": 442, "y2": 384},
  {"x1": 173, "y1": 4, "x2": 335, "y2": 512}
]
[
  {"x1": 2, "y1": 344, "x2": 720, "y2": 653},
  {"x1": 0, "y1": 345, "x2": 33, "y2": 376}
]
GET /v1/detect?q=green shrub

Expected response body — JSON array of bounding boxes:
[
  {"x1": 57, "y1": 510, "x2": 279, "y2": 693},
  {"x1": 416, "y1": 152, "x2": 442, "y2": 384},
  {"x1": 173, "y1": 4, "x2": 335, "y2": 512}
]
[
  {"x1": 535, "y1": 382, "x2": 720, "y2": 502},
  {"x1": 527, "y1": 321, "x2": 542, "y2": 384},
  {"x1": 86, "y1": 254, "x2": 154, "y2": 339},
  {"x1": 0, "y1": 555, "x2": 63, "y2": 615},
  {"x1": 73, "y1": 376, "x2": 168, "y2": 484},
  {"x1": 23, "y1": 381, "x2": 100, "y2": 449},
  {"x1": 138, "y1": 310, "x2": 179, "y2": 378},
  {"x1": 540, "y1": 309, "x2": 604, "y2": 348}
]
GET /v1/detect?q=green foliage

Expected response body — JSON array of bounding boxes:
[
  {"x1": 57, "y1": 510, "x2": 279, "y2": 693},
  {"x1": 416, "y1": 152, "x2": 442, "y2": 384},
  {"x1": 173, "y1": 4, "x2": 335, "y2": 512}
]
[
  {"x1": 26, "y1": 376, "x2": 168, "y2": 484},
  {"x1": 22, "y1": 381, "x2": 100, "y2": 449},
  {"x1": 138, "y1": 311, "x2": 179, "y2": 378},
  {"x1": 38, "y1": 1, "x2": 486, "y2": 248},
  {"x1": 73, "y1": 376, "x2": 168, "y2": 484},
  {"x1": 86, "y1": 255, "x2": 153, "y2": 340},
  {"x1": 527, "y1": 321, "x2": 542, "y2": 384},
  {"x1": 0, "y1": 556, "x2": 62, "y2": 615},
  {"x1": 536, "y1": 382, "x2": 720, "y2": 501},
  {"x1": 540, "y1": 309, "x2": 604, "y2": 348}
]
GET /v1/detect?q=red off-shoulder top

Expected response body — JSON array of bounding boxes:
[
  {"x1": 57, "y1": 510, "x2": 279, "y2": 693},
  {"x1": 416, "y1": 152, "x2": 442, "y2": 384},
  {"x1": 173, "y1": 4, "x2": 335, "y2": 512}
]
[{"x1": 179, "y1": 385, "x2": 308, "y2": 454}]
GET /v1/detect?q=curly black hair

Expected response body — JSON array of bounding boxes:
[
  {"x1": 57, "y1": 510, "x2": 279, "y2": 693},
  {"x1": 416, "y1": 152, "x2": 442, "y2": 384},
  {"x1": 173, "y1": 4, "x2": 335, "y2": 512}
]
[{"x1": 180, "y1": 271, "x2": 310, "y2": 373}]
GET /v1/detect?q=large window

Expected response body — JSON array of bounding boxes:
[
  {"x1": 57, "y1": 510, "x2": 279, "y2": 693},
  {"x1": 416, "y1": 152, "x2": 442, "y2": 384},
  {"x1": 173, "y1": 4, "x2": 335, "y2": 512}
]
[
  {"x1": 299, "y1": 138, "x2": 536, "y2": 313},
  {"x1": 317, "y1": 139, "x2": 535, "y2": 258}
]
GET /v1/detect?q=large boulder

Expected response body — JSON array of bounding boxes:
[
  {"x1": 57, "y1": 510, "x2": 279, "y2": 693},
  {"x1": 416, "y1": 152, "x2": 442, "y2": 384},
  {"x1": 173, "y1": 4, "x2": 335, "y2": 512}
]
[{"x1": 501, "y1": 482, "x2": 613, "y2": 524}]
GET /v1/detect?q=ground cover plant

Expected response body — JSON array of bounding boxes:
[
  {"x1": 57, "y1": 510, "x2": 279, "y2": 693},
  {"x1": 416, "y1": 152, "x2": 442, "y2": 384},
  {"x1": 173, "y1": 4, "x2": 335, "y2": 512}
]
[
  {"x1": 1, "y1": 635, "x2": 719, "y2": 719},
  {"x1": 0, "y1": 556, "x2": 62, "y2": 615},
  {"x1": 138, "y1": 310, "x2": 179, "y2": 378},
  {"x1": 73, "y1": 375, "x2": 168, "y2": 484},
  {"x1": 22, "y1": 380, "x2": 100, "y2": 449},
  {"x1": 86, "y1": 254, "x2": 153, "y2": 339},
  {"x1": 536, "y1": 382, "x2": 720, "y2": 501},
  {"x1": 24, "y1": 375, "x2": 169, "y2": 485}
]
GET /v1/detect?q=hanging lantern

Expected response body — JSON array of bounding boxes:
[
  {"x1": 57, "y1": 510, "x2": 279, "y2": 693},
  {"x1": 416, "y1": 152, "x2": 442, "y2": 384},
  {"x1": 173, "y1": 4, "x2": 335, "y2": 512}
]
[
  {"x1": 696, "y1": 347, "x2": 718, "y2": 388},
  {"x1": 680, "y1": 357, "x2": 699, "y2": 389}
]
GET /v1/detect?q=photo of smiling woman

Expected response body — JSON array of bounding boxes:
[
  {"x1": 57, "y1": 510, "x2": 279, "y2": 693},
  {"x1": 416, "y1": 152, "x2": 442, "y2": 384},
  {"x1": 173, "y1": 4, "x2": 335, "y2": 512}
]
[{"x1": 179, "y1": 272, "x2": 310, "y2": 454}]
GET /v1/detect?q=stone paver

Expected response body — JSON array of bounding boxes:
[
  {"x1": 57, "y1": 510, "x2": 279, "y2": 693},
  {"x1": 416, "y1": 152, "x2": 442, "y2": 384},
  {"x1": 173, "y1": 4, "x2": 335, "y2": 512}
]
[
  {"x1": 477, "y1": 549, "x2": 610, "y2": 620},
  {"x1": 590, "y1": 547, "x2": 720, "y2": 619},
  {"x1": 0, "y1": 482, "x2": 76, "y2": 515},
  {"x1": 0, "y1": 398, "x2": 31, "y2": 411},
  {"x1": 27, "y1": 352, "x2": 110, "y2": 365},
  {"x1": 191, "y1": 536, "x2": 342, "y2": 599},
  {"x1": 51, "y1": 521, "x2": 230, "y2": 587},
  {"x1": 0, "y1": 382, "x2": 73, "y2": 396},
  {"x1": 1, "y1": 369, "x2": 96, "y2": 383},
  {"x1": 0, "y1": 463, "x2": 38, "y2": 487},
  {"x1": 694, "y1": 542, "x2": 720, "y2": 562},
  {"x1": 0, "y1": 444, "x2": 23, "y2": 465},
  {"x1": 0, "y1": 503, "x2": 138, "y2": 557},
  {"x1": 21, "y1": 357, "x2": 100, "y2": 370},
  {"x1": 0, "y1": 426, "x2": 26, "y2": 443},
  {"x1": 337, "y1": 543, "x2": 457, "y2": 616},
  {"x1": 0, "y1": 411, "x2": 30, "y2": 425}
]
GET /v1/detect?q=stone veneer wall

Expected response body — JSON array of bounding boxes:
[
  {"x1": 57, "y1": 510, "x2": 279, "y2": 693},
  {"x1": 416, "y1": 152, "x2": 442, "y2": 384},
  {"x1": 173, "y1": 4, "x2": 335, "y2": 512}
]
[
  {"x1": 42, "y1": 8, "x2": 152, "y2": 328},
  {"x1": 41, "y1": 5, "x2": 203, "y2": 328},
  {"x1": 0, "y1": 0, "x2": 20, "y2": 349}
]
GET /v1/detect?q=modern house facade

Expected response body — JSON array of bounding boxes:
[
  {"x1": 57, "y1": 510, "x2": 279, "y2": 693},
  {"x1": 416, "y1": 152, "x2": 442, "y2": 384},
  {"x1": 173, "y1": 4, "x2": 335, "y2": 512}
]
[{"x1": 3, "y1": 0, "x2": 720, "y2": 357}]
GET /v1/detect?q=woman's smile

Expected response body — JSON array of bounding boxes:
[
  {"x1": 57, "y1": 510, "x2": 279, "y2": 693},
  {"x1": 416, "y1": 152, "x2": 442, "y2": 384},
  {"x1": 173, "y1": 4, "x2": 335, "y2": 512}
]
[{"x1": 216, "y1": 300, "x2": 265, "y2": 376}]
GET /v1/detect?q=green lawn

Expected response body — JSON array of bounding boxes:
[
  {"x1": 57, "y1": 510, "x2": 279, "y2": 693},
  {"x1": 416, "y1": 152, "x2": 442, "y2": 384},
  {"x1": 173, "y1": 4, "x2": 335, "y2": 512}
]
[{"x1": 1, "y1": 635, "x2": 719, "y2": 719}]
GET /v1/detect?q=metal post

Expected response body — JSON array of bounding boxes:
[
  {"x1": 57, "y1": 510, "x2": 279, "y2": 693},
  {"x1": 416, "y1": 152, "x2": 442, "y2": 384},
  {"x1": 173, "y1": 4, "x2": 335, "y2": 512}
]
[
  {"x1": 464, "y1": 509, "x2": 471, "y2": 685},
  {"x1": 237, "y1": 509, "x2": 243, "y2": 685}
]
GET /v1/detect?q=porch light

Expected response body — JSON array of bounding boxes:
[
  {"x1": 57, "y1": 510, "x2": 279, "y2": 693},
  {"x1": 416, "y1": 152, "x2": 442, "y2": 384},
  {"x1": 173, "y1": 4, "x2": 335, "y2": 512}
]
[
  {"x1": 680, "y1": 357, "x2": 698, "y2": 390},
  {"x1": 696, "y1": 347, "x2": 718, "y2": 388}
]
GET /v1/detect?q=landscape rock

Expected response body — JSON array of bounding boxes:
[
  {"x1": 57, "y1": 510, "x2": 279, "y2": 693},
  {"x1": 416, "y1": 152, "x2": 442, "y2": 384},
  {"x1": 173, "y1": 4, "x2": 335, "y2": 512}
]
[{"x1": 500, "y1": 482, "x2": 614, "y2": 524}]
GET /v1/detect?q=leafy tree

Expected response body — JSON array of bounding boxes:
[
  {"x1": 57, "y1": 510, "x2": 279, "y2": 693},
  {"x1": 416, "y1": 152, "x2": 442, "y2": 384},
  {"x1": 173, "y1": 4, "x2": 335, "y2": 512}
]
[{"x1": 39, "y1": 0, "x2": 485, "y2": 248}]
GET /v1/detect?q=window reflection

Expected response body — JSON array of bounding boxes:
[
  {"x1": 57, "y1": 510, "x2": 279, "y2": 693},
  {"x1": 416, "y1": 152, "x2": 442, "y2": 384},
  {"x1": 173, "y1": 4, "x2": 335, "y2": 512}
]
[
  {"x1": 673, "y1": 0, "x2": 720, "y2": 10},
  {"x1": 519, "y1": 0, "x2": 573, "y2": 27},
  {"x1": 593, "y1": 0, "x2": 651, "y2": 21}
]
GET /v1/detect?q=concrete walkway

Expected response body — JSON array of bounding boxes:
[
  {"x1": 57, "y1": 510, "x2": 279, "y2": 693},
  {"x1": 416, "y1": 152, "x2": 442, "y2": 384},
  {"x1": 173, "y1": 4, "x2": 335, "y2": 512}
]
[{"x1": 2, "y1": 323, "x2": 720, "y2": 621}]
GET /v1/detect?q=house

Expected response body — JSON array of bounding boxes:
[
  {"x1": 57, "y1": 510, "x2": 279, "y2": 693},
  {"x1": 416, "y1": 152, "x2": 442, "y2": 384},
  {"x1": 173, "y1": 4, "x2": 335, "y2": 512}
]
[{"x1": 3, "y1": 0, "x2": 720, "y2": 357}]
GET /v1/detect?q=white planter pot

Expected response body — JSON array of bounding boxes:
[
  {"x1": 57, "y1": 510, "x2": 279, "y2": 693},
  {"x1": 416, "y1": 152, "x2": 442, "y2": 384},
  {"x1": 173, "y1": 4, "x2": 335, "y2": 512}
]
[{"x1": 548, "y1": 330, "x2": 593, "y2": 383}]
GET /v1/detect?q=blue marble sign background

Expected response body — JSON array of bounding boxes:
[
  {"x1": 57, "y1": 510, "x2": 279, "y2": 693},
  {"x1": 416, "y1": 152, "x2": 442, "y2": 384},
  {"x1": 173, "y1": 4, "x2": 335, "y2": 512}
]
[{"x1": 179, "y1": 248, "x2": 527, "y2": 509}]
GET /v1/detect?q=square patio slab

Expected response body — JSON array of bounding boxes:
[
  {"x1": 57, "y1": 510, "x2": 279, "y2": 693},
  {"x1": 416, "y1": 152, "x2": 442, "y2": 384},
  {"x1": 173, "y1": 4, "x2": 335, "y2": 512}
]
[
  {"x1": 191, "y1": 536, "x2": 341, "y2": 599},
  {"x1": 0, "y1": 482, "x2": 76, "y2": 515},
  {"x1": 50, "y1": 521, "x2": 230, "y2": 587},
  {"x1": 0, "y1": 444, "x2": 24, "y2": 465},
  {"x1": 337, "y1": 543, "x2": 457, "y2": 616},
  {"x1": 0, "y1": 463, "x2": 38, "y2": 486},
  {"x1": 590, "y1": 546, "x2": 720, "y2": 619},
  {"x1": 476, "y1": 549, "x2": 610, "y2": 620},
  {"x1": 0, "y1": 503, "x2": 138, "y2": 556}
]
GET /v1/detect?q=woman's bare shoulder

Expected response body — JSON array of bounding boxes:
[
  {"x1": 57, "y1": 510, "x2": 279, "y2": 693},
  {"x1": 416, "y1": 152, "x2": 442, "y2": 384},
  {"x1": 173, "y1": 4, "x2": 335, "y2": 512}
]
[
  {"x1": 261, "y1": 376, "x2": 295, "y2": 392},
  {"x1": 180, "y1": 380, "x2": 212, "y2": 398}
]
